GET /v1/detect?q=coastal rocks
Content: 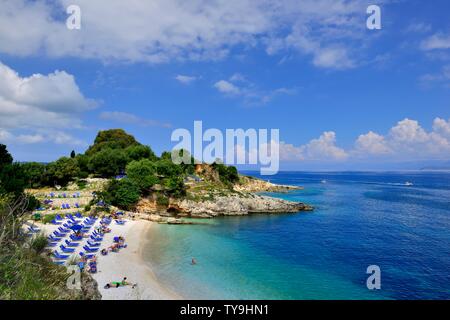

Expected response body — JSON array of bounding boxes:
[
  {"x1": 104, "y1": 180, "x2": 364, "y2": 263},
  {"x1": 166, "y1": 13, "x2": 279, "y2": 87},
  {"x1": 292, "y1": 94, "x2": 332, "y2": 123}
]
[
  {"x1": 134, "y1": 212, "x2": 193, "y2": 224},
  {"x1": 136, "y1": 198, "x2": 158, "y2": 214},
  {"x1": 80, "y1": 273, "x2": 102, "y2": 300},
  {"x1": 175, "y1": 194, "x2": 312, "y2": 218},
  {"x1": 234, "y1": 175, "x2": 303, "y2": 193}
]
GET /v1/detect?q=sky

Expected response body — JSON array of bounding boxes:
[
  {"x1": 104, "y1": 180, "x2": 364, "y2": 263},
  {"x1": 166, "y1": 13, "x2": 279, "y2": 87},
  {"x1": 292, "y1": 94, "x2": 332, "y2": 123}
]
[{"x1": 0, "y1": 0, "x2": 450, "y2": 171}]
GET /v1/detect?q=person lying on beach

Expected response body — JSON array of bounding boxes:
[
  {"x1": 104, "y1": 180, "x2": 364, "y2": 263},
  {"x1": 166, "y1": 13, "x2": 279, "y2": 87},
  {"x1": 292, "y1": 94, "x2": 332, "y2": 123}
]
[{"x1": 104, "y1": 277, "x2": 137, "y2": 289}]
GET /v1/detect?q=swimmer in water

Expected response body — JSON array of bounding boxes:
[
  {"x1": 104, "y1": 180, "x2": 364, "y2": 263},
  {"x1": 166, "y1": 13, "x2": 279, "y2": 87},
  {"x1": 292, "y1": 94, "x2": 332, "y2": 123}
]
[{"x1": 191, "y1": 258, "x2": 197, "y2": 265}]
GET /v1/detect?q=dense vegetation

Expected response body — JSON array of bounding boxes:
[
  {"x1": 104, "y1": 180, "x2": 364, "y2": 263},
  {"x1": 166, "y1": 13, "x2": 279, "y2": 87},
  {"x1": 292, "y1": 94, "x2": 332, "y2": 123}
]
[
  {"x1": 2, "y1": 129, "x2": 240, "y2": 211},
  {"x1": 0, "y1": 147, "x2": 94, "y2": 299}
]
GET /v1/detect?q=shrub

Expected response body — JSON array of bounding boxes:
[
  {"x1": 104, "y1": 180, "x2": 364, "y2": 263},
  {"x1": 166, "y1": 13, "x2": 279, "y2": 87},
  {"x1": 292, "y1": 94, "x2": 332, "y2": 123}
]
[
  {"x1": 30, "y1": 234, "x2": 48, "y2": 254},
  {"x1": 156, "y1": 194, "x2": 169, "y2": 207}
]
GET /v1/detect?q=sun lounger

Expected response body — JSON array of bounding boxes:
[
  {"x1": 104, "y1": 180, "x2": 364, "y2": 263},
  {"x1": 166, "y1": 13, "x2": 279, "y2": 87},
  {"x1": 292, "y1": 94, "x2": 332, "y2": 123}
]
[
  {"x1": 28, "y1": 226, "x2": 40, "y2": 233},
  {"x1": 83, "y1": 245, "x2": 99, "y2": 253},
  {"x1": 53, "y1": 251, "x2": 69, "y2": 259},
  {"x1": 60, "y1": 245, "x2": 75, "y2": 253},
  {"x1": 75, "y1": 212, "x2": 83, "y2": 218},
  {"x1": 79, "y1": 252, "x2": 95, "y2": 259},
  {"x1": 55, "y1": 214, "x2": 63, "y2": 220},
  {"x1": 53, "y1": 231, "x2": 66, "y2": 237},
  {"x1": 87, "y1": 240, "x2": 101, "y2": 247},
  {"x1": 70, "y1": 234, "x2": 83, "y2": 241},
  {"x1": 48, "y1": 235, "x2": 61, "y2": 242},
  {"x1": 53, "y1": 261, "x2": 65, "y2": 266},
  {"x1": 115, "y1": 220, "x2": 125, "y2": 225},
  {"x1": 65, "y1": 239, "x2": 79, "y2": 247},
  {"x1": 46, "y1": 242, "x2": 58, "y2": 247}
]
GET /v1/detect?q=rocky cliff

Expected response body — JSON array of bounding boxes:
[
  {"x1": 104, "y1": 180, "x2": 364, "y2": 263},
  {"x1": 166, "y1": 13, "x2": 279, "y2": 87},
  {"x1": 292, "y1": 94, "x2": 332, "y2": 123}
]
[{"x1": 173, "y1": 194, "x2": 312, "y2": 218}]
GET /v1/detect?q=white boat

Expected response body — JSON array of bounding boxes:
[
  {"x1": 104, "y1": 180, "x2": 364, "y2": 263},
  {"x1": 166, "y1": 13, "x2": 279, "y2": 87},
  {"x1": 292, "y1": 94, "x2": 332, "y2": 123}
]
[
  {"x1": 404, "y1": 181, "x2": 413, "y2": 186},
  {"x1": 321, "y1": 180, "x2": 327, "y2": 184}
]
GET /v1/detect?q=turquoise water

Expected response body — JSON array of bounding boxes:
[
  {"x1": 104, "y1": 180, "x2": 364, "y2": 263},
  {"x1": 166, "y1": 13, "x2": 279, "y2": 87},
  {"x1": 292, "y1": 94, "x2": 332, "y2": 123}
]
[{"x1": 143, "y1": 172, "x2": 450, "y2": 300}]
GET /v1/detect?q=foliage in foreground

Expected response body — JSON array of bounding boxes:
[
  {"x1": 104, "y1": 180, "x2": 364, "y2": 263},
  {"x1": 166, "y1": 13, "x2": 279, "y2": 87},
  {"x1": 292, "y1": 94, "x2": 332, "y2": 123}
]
[{"x1": 0, "y1": 196, "x2": 81, "y2": 300}]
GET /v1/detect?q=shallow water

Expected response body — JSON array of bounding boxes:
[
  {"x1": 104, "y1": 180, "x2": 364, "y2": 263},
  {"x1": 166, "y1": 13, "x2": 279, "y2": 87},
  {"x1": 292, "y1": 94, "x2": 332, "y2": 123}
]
[{"x1": 143, "y1": 171, "x2": 450, "y2": 299}]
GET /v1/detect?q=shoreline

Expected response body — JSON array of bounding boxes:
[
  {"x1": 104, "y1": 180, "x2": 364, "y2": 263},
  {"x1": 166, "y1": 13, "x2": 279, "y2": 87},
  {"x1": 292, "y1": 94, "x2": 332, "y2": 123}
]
[{"x1": 91, "y1": 219, "x2": 182, "y2": 300}]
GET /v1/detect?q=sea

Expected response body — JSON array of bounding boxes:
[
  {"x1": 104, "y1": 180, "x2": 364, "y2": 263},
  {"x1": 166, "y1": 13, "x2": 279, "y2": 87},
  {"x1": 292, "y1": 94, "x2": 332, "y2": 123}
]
[{"x1": 143, "y1": 171, "x2": 450, "y2": 300}]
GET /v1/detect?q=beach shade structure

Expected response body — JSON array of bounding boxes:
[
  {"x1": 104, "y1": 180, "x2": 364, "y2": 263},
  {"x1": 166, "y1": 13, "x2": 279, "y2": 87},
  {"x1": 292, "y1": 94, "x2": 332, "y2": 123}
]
[
  {"x1": 70, "y1": 224, "x2": 83, "y2": 232},
  {"x1": 116, "y1": 211, "x2": 124, "y2": 215},
  {"x1": 55, "y1": 214, "x2": 63, "y2": 221},
  {"x1": 75, "y1": 212, "x2": 83, "y2": 218}
]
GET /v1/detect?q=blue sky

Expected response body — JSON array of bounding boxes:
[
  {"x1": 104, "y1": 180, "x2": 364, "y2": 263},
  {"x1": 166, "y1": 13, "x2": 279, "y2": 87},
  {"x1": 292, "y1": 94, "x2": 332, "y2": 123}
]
[{"x1": 0, "y1": 0, "x2": 450, "y2": 170}]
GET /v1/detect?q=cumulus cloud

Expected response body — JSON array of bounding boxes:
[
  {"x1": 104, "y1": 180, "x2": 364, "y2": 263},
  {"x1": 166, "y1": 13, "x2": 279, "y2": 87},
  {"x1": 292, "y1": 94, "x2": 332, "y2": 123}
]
[
  {"x1": 0, "y1": 0, "x2": 376, "y2": 69},
  {"x1": 99, "y1": 111, "x2": 172, "y2": 128},
  {"x1": 214, "y1": 80, "x2": 241, "y2": 95},
  {"x1": 214, "y1": 74, "x2": 296, "y2": 104},
  {"x1": 278, "y1": 118, "x2": 450, "y2": 163},
  {"x1": 421, "y1": 33, "x2": 450, "y2": 51},
  {"x1": 0, "y1": 129, "x2": 85, "y2": 146},
  {"x1": 175, "y1": 75, "x2": 197, "y2": 85},
  {"x1": 0, "y1": 61, "x2": 94, "y2": 146},
  {"x1": 0, "y1": 61, "x2": 95, "y2": 130},
  {"x1": 354, "y1": 131, "x2": 391, "y2": 155}
]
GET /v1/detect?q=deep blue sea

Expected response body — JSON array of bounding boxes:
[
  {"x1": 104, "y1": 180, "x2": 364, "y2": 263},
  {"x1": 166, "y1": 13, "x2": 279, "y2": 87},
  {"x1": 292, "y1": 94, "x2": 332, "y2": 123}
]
[{"x1": 144, "y1": 171, "x2": 450, "y2": 299}]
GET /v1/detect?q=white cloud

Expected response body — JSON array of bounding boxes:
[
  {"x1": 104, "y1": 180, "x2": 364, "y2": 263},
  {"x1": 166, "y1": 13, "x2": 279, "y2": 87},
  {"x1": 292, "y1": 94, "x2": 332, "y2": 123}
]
[
  {"x1": 214, "y1": 74, "x2": 296, "y2": 104},
  {"x1": 421, "y1": 33, "x2": 450, "y2": 51},
  {"x1": 0, "y1": 61, "x2": 94, "y2": 147},
  {"x1": 214, "y1": 80, "x2": 241, "y2": 95},
  {"x1": 278, "y1": 118, "x2": 450, "y2": 163},
  {"x1": 0, "y1": 61, "x2": 95, "y2": 130},
  {"x1": 175, "y1": 75, "x2": 197, "y2": 85},
  {"x1": 301, "y1": 131, "x2": 348, "y2": 160},
  {"x1": 0, "y1": 0, "x2": 377, "y2": 69},
  {"x1": 354, "y1": 131, "x2": 391, "y2": 155},
  {"x1": 0, "y1": 129, "x2": 85, "y2": 146},
  {"x1": 99, "y1": 111, "x2": 172, "y2": 128}
]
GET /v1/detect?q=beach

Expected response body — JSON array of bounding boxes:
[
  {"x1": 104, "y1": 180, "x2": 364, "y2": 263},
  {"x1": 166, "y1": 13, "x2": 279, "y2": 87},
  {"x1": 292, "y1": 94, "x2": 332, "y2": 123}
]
[{"x1": 39, "y1": 218, "x2": 181, "y2": 300}]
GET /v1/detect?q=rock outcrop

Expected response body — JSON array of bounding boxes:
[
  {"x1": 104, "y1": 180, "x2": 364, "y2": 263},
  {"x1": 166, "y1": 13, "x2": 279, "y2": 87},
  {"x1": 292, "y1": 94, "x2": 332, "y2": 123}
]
[
  {"x1": 234, "y1": 175, "x2": 303, "y2": 193},
  {"x1": 173, "y1": 194, "x2": 312, "y2": 218}
]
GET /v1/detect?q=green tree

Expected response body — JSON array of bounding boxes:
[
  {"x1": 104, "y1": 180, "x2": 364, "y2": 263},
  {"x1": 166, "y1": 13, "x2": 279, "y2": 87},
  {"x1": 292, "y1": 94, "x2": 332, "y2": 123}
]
[
  {"x1": 70, "y1": 150, "x2": 76, "y2": 158},
  {"x1": 88, "y1": 148, "x2": 128, "y2": 177},
  {"x1": 163, "y1": 176, "x2": 186, "y2": 198},
  {"x1": 0, "y1": 144, "x2": 13, "y2": 170},
  {"x1": 126, "y1": 159, "x2": 159, "y2": 193},
  {"x1": 85, "y1": 129, "x2": 140, "y2": 156},
  {"x1": 0, "y1": 163, "x2": 27, "y2": 196},
  {"x1": 45, "y1": 157, "x2": 80, "y2": 186},
  {"x1": 102, "y1": 179, "x2": 141, "y2": 210},
  {"x1": 125, "y1": 145, "x2": 157, "y2": 162},
  {"x1": 20, "y1": 162, "x2": 46, "y2": 188},
  {"x1": 156, "y1": 159, "x2": 182, "y2": 178}
]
